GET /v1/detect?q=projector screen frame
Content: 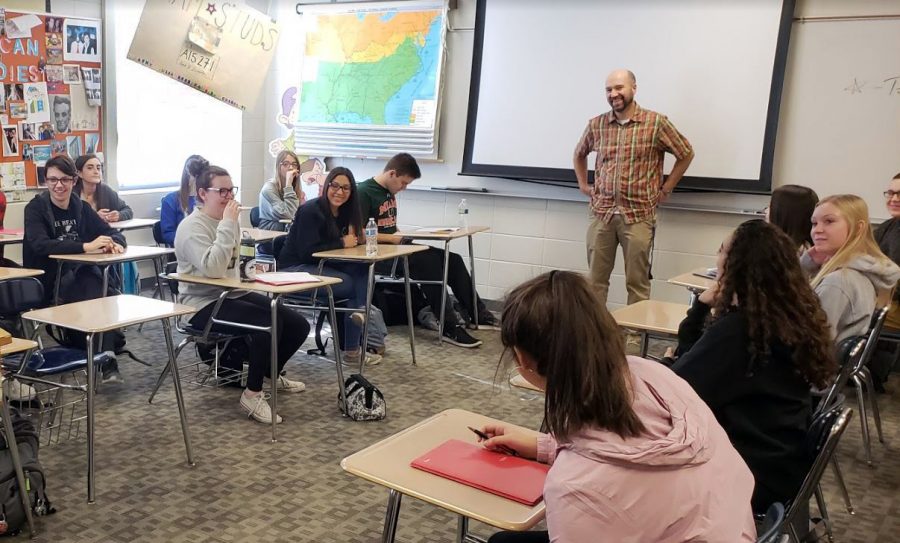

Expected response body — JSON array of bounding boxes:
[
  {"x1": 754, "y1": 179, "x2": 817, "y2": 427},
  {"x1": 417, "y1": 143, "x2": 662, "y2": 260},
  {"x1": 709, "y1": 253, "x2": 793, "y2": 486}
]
[{"x1": 460, "y1": 0, "x2": 797, "y2": 195}]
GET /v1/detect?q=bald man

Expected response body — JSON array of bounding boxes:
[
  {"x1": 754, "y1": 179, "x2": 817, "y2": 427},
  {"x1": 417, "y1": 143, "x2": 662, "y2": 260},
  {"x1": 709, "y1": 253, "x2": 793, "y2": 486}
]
[{"x1": 574, "y1": 69, "x2": 694, "y2": 306}]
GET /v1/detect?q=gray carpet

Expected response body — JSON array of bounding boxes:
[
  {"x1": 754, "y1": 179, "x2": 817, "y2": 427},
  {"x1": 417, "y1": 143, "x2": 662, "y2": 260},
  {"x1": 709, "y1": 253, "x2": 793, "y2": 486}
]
[{"x1": 6, "y1": 318, "x2": 900, "y2": 542}]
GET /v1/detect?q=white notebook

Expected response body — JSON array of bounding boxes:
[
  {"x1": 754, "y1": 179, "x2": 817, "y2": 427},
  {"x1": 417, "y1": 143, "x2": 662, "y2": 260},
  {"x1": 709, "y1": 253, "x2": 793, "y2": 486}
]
[{"x1": 255, "y1": 272, "x2": 320, "y2": 286}]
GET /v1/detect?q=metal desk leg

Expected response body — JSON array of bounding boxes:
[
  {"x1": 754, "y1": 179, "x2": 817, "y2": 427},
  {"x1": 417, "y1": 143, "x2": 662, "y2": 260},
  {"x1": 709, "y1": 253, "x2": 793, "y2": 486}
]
[
  {"x1": 270, "y1": 296, "x2": 280, "y2": 443},
  {"x1": 468, "y1": 235, "x2": 478, "y2": 329},
  {"x1": 457, "y1": 516, "x2": 487, "y2": 543},
  {"x1": 53, "y1": 262, "x2": 63, "y2": 304},
  {"x1": 381, "y1": 489, "x2": 402, "y2": 543},
  {"x1": 0, "y1": 380, "x2": 35, "y2": 537},
  {"x1": 85, "y1": 333, "x2": 96, "y2": 503},
  {"x1": 161, "y1": 318, "x2": 195, "y2": 466},
  {"x1": 100, "y1": 265, "x2": 110, "y2": 298},
  {"x1": 437, "y1": 241, "x2": 451, "y2": 345},
  {"x1": 330, "y1": 288, "x2": 349, "y2": 414},
  {"x1": 153, "y1": 257, "x2": 166, "y2": 301},
  {"x1": 639, "y1": 332, "x2": 649, "y2": 358},
  {"x1": 403, "y1": 256, "x2": 417, "y2": 365},
  {"x1": 359, "y1": 263, "x2": 376, "y2": 375}
]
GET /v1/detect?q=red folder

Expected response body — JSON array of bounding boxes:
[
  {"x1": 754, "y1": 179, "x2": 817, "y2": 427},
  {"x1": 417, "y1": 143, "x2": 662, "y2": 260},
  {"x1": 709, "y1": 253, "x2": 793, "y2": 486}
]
[{"x1": 410, "y1": 439, "x2": 549, "y2": 506}]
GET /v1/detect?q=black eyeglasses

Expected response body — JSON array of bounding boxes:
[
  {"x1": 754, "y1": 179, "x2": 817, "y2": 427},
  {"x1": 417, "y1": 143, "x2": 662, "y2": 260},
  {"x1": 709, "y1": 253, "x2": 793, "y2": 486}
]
[
  {"x1": 884, "y1": 190, "x2": 900, "y2": 199},
  {"x1": 208, "y1": 187, "x2": 238, "y2": 197},
  {"x1": 280, "y1": 161, "x2": 299, "y2": 169},
  {"x1": 46, "y1": 176, "x2": 75, "y2": 186},
  {"x1": 327, "y1": 182, "x2": 351, "y2": 193}
]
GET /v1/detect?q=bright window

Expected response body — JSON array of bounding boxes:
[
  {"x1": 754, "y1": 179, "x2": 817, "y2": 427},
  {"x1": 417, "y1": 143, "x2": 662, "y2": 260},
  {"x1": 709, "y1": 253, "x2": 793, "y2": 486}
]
[{"x1": 109, "y1": 3, "x2": 241, "y2": 190}]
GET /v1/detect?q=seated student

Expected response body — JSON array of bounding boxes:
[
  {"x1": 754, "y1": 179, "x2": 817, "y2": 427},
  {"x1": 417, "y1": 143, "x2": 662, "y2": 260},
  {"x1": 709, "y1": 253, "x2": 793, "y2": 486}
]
[
  {"x1": 258, "y1": 150, "x2": 304, "y2": 231},
  {"x1": 23, "y1": 155, "x2": 128, "y2": 383},
  {"x1": 357, "y1": 153, "x2": 493, "y2": 348},
  {"x1": 174, "y1": 164, "x2": 309, "y2": 425},
  {"x1": 802, "y1": 194, "x2": 900, "y2": 343},
  {"x1": 160, "y1": 155, "x2": 206, "y2": 247},
  {"x1": 871, "y1": 172, "x2": 900, "y2": 390},
  {"x1": 767, "y1": 184, "x2": 819, "y2": 253},
  {"x1": 73, "y1": 154, "x2": 133, "y2": 223},
  {"x1": 278, "y1": 167, "x2": 380, "y2": 366},
  {"x1": 479, "y1": 271, "x2": 756, "y2": 543},
  {"x1": 664, "y1": 220, "x2": 835, "y2": 513}
]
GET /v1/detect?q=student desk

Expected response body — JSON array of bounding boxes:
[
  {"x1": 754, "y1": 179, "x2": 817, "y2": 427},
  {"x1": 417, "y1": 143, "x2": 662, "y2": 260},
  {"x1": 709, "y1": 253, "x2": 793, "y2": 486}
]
[
  {"x1": 49, "y1": 245, "x2": 174, "y2": 304},
  {"x1": 0, "y1": 267, "x2": 43, "y2": 280},
  {"x1": 109, "y1": 218, "x2": 157, "y2": 232},
  {"x1": 167, "y1": 273, "x2": 343, "y2": 439},
  {"x1": 21, "y1": 295, "x2": 197, "y2": 503},
  {"x1": 0, "y1": 232, "x2": 24, "y2": 246},
  {"x1": 667, "y1": 268, "x2": 716, "y2": 304},
  {"x1": 0, "y1": 337, "x2": 38, "y2": 356},
  {"x1": 242, "y1": 228, "x2": 287, "y2": 243},
  {"x1": 341, "y1": 408, "x2": 546, "y2": 543},
  {"x1": 611, "y1": 300, "x2": 690, "y2": 357},
  {"x1": 394, "y1": 226, "x2": 490, "y2": 344},
  {"x1": 313, "y1": 244, "x2": 428, "y2": 369}
]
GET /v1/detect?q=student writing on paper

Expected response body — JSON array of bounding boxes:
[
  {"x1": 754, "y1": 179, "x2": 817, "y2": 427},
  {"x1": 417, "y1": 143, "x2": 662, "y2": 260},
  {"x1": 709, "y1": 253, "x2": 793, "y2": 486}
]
[
  {"x1": 278, "y1": 167, "x2": 381, "y2": 366},
  {"x1": 160, "y1": 155, "x2": 205, "y2": 247},
  {"x1": 73, "y1": 154, "x2": 133, "y2": 223},
  {"x1": 357, "y1": 153, "x2": 494, "y2": 349},
  {"x1": 23, "y1": 155, "x2": 128, "y2": 384},
  {"x1": 663, "y1": 220, "x2": 836, "y2": 515},
  {"x1": 479, "y1": 271, "x2": 756, "y2": 543},
  {"x1": 801, "y1": 195, "x2": 900, "y2": 344},
  {"x1": 174, "y1": 164, "x2": 310, "y2": 425},
  {"x1": 257, "y1": 150, "x2": 304, "y2": 231},
  {"x1": 765, "y1": 184, "x2": 819, "y2": 254}
]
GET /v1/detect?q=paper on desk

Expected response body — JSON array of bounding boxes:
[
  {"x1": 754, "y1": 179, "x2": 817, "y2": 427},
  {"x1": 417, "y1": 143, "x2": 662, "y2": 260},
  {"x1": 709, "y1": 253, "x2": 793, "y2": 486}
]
[
  {"x1": 255, "y1": 272, "x2": 320, "y2": 285},
  {"x1": 416, "y1": 227, "x2": 460, "y2": 233}
]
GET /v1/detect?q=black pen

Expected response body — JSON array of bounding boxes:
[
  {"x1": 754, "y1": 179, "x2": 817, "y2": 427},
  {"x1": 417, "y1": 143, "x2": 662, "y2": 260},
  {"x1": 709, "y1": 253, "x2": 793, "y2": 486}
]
[{"x1": 467, "y1": 426, "x2": 519, "y2": 456}]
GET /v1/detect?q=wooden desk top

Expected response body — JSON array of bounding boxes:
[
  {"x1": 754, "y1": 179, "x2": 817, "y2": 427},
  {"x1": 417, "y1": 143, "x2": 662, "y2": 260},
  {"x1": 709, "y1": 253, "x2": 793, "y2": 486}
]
[
  {"x1": 50, "y1": 245, "x2": 174, "y2": 265},
  {"x1": 109, "y1": 218, "x2": 157, "y2": 231},
  {"x1": 0, "y1": 267, "x2": 44, "y2": 280},
  {"x1": 395, "y1": 226, "x2": 490, "y2": 240},
  {"x1": 341, "y1": 408, "x2": 546, "y2": 531},
  {"x1": 0, "y1": 233, "x2": 24, "y2": 245},
  {"x1": 241, "y1": 228, "x2": 287, "y2": 243},
  {"x1": 314, "y1": 243, "x2": 428, "y2": 262},
  {"x1": 22, "y1": 295, "x2": 197, "y2": 333},
  {"x1": 170, "y1": 273, "x2": 342, "y2": 295},
  {"x1": 611, "y1": 300, "x2": 690, "y2": 335},
  {"x1": 667, "y1": 269, "x2": 717, "y2": 292},
  {"x1": 0, "y1": 337, "x2": 38, "y2": 356},
  {"x1": 509, "y1": 372, "x2": 544, "y2": 393}
]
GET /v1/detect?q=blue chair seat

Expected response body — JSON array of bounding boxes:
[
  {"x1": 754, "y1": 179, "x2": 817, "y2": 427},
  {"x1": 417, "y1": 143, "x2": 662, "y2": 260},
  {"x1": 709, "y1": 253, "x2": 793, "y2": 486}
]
[{"x1": 2, "y1": 346, "x2": 114, "y2": 377}]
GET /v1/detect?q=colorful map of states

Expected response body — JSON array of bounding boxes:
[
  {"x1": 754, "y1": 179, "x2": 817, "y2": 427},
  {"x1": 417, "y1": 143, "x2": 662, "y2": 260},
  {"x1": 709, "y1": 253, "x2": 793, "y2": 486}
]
[{"x1": 300, "y1": 11, "x2": 441, "y2": 125}]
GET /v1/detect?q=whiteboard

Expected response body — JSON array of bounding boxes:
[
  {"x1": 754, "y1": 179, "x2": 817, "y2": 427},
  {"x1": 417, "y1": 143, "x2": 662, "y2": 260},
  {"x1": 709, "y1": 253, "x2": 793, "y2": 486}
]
[{"x1": 773, "y1": 18, "x2": 900, "y2": 220}]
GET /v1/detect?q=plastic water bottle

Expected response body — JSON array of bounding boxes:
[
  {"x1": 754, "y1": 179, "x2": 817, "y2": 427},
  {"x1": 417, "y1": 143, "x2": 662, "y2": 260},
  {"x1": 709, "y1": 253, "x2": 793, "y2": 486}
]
[
  {"x1": 457, "y1": 198, "x2": 469, "y2": 230},
  {"x1": 365, "y1": 218, "x2": 378, "y2": 256}
]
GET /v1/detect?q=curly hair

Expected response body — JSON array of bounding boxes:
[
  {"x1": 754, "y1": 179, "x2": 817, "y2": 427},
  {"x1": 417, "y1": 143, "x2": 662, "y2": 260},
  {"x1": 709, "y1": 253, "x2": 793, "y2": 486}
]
[{"x1": 715, "y1": 220, "x2": 836, "y2": 388}]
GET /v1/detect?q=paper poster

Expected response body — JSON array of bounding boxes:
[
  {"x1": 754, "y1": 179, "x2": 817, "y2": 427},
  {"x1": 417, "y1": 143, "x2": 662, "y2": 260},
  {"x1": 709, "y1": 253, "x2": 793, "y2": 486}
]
[
  {"x1": 33, "y1": 144, "x2": 50, "y2": 166},
  {"x1": 0, "y1": 115, "x2": 6, "y2": 125},
  {"x1": 188, "y1": 15, "x2": 221, "y2": 53},
  {"x1": 81, "y1": 67, "x2": 102, "y2": 106},
  {"x1": 24, "y1": 82, "x2": 50, "y2": 123},
  {"x1": 47, "y1": 47, "x2": 62, "y2": 64},
  {"x1": 63, "y1": 64, "x2": 82, "y2": 84},
  {"x1": 2, "y1": 125, "x2": 19, "y2": 157},
  {"x1": 84, "y1": 132, "x2": 100, "y2": 154},
  {"x1": 64, "y1": 18, "x2": 100, "y2": 62},
  {"x1": 45, "y1": 65, "x2": 64, "y2": 82},
  {"x1": 4, "y1": 84, "x2": 22, "y2": 102},
  {"x1": 0, "y1": 9, "x2": 5, "y2": 38},
  {"x1": 70, "y1": 86, "x2": 98, "y2": 131},
  {"x1": 8, "y1": 103, "x2": 26, "y2": 119},
  {"x1": 21, "y1": 143, "x2": 33, "y2": 161},
  {"x1": 50, "y1": 138, "x2": 66, "y2": 157},
  {"x1": 5, "y1": 14, "x2": 41, "y2": 39},
  {"x1": 45, "y1": 32, "x2": 62, "y2": 49},
  {"x1": 0, "y1": 162, "x2": 26, "y2": 188},
  {"x1": 45, "y1": 17, "x2": 63, "y2": 34},
  {"x1": 18, "y1": 121, "x2": 38, "y2": 141},
  {"x1": 49, "y1": 94, "x2": 70, "y2": 133},
  {"x1": 66, "y1": 135, "x2": 82, "y2": 158}
]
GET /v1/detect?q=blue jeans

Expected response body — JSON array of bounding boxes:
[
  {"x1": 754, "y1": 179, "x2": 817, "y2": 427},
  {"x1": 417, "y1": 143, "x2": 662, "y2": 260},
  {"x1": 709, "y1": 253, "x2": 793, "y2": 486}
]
[{"x1": 283, "y1": 262, "x2": 369, "y2": 350}]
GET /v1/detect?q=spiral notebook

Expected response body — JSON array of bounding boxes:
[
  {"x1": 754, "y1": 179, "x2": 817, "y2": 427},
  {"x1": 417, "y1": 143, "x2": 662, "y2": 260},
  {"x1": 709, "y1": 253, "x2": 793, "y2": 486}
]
[{"x1": 410, "y1": 439, "x2": 549, "y2": 506}]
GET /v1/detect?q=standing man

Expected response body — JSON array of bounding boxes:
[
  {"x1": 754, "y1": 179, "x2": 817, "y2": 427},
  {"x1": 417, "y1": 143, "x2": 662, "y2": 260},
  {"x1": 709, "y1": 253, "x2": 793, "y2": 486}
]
[{"x1": 574, "y1": 69, "x2": 694, "y2": 306}]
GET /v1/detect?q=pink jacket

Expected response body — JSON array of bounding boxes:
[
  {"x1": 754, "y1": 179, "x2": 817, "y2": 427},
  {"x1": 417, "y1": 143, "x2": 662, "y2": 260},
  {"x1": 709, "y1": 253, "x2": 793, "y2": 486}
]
[{"x1": 538, "y1": 357, "x2": 756, "y2": 542}]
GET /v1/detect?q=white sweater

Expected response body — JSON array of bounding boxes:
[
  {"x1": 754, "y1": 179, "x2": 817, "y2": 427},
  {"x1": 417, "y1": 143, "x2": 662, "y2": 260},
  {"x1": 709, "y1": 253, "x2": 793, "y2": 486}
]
[{"x1": 173, "y1": 209, "x2": 242, "y2": 309}]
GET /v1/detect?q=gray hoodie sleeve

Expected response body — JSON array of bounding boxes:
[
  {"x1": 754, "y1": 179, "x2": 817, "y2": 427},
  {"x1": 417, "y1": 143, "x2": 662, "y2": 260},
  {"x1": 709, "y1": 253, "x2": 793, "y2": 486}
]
[
  {"x1": 259, "y1": 181, "x2": 299, "y2": 220},
  {"x1": 815, "y1": 275, "x2": 853, "y2": 341},
  {"x1": 178, "y1": 217, "x2": 239, "y2": 278}
]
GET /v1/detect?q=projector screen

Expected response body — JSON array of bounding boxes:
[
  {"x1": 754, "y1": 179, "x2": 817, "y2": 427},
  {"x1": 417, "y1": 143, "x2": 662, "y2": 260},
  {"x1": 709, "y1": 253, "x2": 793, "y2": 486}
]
[{"x1": 461, "y1": 0, "x2": 795, "y2": 194}]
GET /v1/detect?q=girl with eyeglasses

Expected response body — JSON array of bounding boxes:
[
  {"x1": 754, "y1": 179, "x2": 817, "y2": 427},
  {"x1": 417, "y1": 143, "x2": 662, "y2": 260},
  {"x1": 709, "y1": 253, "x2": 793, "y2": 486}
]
[
  {"x1": 174, "y1": 164, "x2": 311, "y2": 425},
  {"x1": 277, "y1": 167, "x2": 380, "y2": 366},
  {"x1": 479, "y1": 271, "x2": 756, "y2": 543},
  {"x1": 73, "y1": 154, "x2": 133, "y2": 224},
  {"x1": 23, "y1": 155, "x2": 128, "y2": 382},
  {"x1": 258, "y1": 150, "x2": 304, "y2": 231}
]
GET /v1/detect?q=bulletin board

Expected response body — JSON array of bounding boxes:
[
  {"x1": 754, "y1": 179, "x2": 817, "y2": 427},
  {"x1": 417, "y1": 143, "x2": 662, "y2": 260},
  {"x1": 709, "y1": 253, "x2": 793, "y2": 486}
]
[{"x1": 0, "y1": 10, "x2": 103, "y2": 189}]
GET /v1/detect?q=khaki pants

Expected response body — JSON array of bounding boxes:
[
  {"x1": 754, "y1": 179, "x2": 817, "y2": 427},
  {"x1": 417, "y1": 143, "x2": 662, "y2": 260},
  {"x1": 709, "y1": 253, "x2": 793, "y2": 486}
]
[{"x1": 586, "y1": 215, "x2": 654, "y2": 306}]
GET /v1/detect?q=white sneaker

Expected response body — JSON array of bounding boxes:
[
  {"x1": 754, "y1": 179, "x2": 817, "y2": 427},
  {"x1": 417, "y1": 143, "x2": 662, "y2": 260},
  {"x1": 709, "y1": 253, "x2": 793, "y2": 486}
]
[
  {"x1": 4, "y1": 379, "x2": 36, "y2": 401},
  {"x1": 269, "y1": 375, "x2": 306, "y2": 393},
  {"x1": 341, "y1": 349, "x2": 382, "y2": 366},
  {"x1": 239, "y1": 392, "x2": 283, "y2": 424}
]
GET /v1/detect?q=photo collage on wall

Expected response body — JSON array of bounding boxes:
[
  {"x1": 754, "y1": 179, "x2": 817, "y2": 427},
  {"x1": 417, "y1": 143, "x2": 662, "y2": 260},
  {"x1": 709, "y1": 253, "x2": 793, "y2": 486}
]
[{"x1": 0, "y1": 9, "x2": 102, "y2": 192}]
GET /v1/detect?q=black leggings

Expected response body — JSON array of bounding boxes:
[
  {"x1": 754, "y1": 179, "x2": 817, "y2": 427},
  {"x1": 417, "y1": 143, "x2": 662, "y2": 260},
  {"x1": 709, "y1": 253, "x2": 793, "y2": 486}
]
[
  {"x1": 188, "y1": 293, "x2": 310, "y2": 391},
  {"x1": 488, "y1": 531, "x2": 549, "y2": 543}
]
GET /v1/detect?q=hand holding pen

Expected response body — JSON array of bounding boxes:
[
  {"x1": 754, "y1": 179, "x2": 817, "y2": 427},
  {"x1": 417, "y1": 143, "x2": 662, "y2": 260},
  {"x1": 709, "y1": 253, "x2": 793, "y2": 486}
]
[{"x1": 469, "y1": 425, "x2": 538, "y2": 460}]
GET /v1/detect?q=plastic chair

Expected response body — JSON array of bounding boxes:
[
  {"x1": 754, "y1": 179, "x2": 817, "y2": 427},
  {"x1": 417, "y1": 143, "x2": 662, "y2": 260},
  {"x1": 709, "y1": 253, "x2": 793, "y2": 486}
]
[
  {"x1": 250, "y1": 206, "x2": 261, "y2": 228},
  {"x1": 755, "y1": 502, "x2": 785, "y2": 543},
  {"x1": 783, "y1": 404, "x2": 853, "y2": 543},
  {"x1": 848, "y1": 307, "x2": 888, "y2": 466}
]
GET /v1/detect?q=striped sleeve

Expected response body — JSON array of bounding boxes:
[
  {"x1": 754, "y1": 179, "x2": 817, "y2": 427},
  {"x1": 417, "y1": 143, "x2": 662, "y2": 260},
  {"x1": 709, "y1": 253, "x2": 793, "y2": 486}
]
[
  {"x1": 655, "y1": 115, "x2": 693, "y2": 160},
  {"x1": 574, "y1": 120, "x2": 595, "y2": 158}
]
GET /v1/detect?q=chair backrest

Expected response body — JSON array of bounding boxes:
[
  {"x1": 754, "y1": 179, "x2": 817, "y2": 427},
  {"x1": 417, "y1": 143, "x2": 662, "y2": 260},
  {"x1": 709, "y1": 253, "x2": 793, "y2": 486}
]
[
  {"x1": 783, "y1": 404, "x2": 853, "y2": 531},
  {"x1": 0, "y1": 277, "x2": 45, "y2": 316},
  {"x1": 857, "y1": 306, "x2": 888, "y2": 371},
  {"x1": 250, "y1": 206, "x2": 261, "y2": 228},
  {"x1": 755, "y1": 502, "x2": 785, "y2": 543},
  {"x1": 164, "y1": 261, "x2": 179, "y2": 299},
  {"x1": 151, "y1": 220, "x2": 166, "y2": 247},
  {"x1": 816, "y1": 336, "x2": 865, "y2": 415}
]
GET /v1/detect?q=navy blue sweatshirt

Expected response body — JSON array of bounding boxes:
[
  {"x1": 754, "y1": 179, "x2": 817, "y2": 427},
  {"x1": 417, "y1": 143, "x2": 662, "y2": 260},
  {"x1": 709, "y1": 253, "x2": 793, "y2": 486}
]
[{"x1": 277, "y1": 198, "x2": 350, "y2": 269}]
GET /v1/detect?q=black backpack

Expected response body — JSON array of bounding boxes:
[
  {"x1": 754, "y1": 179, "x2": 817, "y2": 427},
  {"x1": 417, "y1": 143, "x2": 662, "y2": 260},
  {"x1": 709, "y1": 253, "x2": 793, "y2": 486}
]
[{"x1": 0, "y1": 407, "x2": 54, "y2": 535}]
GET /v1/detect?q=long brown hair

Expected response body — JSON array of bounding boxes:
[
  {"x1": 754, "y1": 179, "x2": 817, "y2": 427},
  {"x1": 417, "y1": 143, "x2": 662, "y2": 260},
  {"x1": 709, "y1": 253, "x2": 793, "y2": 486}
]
[
  {"x1": 769, "y1": 184, "x2": 818, "y2": 249},
  {"x1": 273, "y1": 150, "x2": 300, "y2": 200},
  {"x1": 716, "y1": 220, "x2": 836, "y2": 388},
  {"x1": 500, "y1": 271, "x2": 645, "y2": 441},
  {"x1": 180, "y1": 155, "x2": 208, "y2": 213}
]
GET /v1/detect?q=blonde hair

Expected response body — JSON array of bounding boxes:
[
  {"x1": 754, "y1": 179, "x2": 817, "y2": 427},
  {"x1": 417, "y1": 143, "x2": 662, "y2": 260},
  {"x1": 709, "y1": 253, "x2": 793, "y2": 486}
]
[
  {"x1": 273, "y1": 150, "x2": 300, "y2": 200},
  {"x1": 811, "y1": 194, "x2": 892, "y2": 288}
]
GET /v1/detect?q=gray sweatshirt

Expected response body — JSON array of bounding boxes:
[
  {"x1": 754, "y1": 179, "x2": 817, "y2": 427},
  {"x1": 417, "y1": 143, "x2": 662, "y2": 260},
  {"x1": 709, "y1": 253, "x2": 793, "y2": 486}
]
[
  {"x1": 802, "y1": 252, "x2": 900, "y2": 343},
  {"x1": 174, "y1": 209, "x2": 242, "y2": 309},
  {"x1": 257, "y1": 179, "x2": 298, "y2": 231}
]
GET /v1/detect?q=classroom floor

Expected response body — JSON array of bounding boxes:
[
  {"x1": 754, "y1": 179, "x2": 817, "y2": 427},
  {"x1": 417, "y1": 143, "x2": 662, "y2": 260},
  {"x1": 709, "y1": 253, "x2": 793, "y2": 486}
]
[{"x1": 7, "y1": 319, "x2": 900, "y2": 542}]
